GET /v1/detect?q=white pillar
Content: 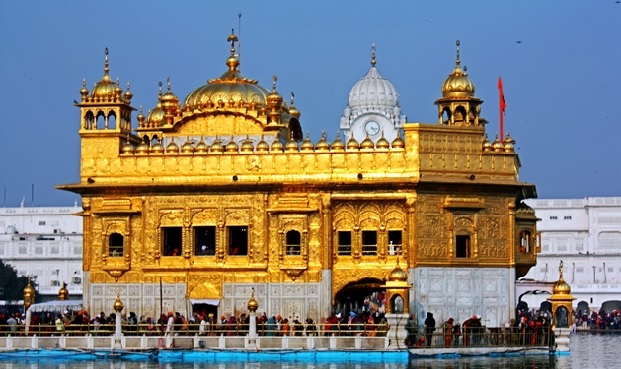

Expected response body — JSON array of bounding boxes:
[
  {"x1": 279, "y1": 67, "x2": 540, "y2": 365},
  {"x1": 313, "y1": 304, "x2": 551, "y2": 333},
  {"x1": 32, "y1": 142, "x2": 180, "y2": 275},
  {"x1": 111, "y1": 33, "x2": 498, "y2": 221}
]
[
  {"x1": 246, "y1": 311, "x2": 257, "y2": 350},
  {"x1": 114, "y1": 313, "x2": 123, "y2": 348}
]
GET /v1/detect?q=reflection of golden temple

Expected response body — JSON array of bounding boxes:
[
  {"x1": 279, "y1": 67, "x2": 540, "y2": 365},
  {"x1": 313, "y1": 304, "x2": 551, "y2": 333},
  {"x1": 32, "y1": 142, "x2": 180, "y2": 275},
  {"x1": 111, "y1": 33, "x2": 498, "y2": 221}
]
[{"x1": 59, "y1": 34, "x2": 537, "y2": 325}]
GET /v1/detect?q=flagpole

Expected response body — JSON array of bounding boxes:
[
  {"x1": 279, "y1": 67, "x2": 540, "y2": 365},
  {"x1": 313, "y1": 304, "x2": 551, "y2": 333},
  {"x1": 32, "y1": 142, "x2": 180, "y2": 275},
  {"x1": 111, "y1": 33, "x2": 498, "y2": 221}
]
[{"x1": 498, "y1": 77, "x2": 505, "y2": 143}]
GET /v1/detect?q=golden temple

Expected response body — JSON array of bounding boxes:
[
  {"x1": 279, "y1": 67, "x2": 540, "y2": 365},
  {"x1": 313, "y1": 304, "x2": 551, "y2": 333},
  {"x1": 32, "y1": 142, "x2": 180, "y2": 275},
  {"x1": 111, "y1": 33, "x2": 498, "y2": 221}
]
[{"x1": 58, "y1": 33, "x2": 538, "y2": 327}]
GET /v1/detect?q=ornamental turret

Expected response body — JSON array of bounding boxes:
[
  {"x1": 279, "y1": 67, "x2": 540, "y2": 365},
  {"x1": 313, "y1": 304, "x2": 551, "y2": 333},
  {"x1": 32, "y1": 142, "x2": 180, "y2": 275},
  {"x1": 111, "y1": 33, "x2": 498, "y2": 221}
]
[{"x1": 434, "y1": 40, "x2": 485, "y2": 127}]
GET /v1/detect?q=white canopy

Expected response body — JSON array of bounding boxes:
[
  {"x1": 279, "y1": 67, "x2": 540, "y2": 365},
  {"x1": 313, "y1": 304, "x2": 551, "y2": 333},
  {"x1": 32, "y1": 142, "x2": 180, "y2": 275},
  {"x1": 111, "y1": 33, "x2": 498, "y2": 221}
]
[
  {"x1": 25, "y1": 300, "x2": 83, "y2": 334},
  {"x1": 27, "y1": 300, "x2": 83, "y2": 313}
]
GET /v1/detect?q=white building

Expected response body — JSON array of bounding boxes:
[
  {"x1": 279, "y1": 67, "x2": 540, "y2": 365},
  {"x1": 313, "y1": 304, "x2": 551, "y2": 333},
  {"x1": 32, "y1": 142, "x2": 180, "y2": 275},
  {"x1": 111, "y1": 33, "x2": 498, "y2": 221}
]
[
  {"x1": 523, "y1": 197, "x2": 621, "y2": 313},
  {"x1": 0, "y1": 203, "x2": 83, "y2": 301}
]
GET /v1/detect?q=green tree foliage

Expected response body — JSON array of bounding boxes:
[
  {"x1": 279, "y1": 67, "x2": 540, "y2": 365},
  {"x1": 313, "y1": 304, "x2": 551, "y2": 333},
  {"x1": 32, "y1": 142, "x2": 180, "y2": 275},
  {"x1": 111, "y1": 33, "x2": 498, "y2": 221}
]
[{"x1": 0, "y1": 259, "x2": 38, "y2": 302}]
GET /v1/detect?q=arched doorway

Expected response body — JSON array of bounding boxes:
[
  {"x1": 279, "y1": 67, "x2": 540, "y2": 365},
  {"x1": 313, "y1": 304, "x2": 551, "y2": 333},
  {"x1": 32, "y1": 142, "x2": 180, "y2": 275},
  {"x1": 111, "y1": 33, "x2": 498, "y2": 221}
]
[
  {"x1": 600, "y1": 300, "x2": 621, "y2": 314},
  {"x1": 333, "y1": 277, "x2": 385, "y2": 315},
  {"x1": 577, "y1": 300, "x2": 590, "y2": 315}
]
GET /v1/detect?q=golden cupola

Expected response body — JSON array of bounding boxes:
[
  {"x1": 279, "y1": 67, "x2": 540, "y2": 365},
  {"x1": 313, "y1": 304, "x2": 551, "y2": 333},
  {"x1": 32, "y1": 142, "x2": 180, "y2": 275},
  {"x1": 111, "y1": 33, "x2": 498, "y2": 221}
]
[
  {"x1": 552, "y1": 261, "x2": 572, "y2": 296},
  {"x1": 441, "y1": 41, "x2": 475, "y2": 98},
  {"x1": 183, "y1": 31, "x2": 270, "y2": 111},
  {"x1": 288, "y1": 92, "x2": 301, "y2": 119},
  {"x1": 144, "y1": 83, "x2": 166, "y2": 128},
  {"x1": 160, "y1": 77, "x2": 180, "y2": 120},
  {"x1": 90, "y1": 48, "x2": 122, "y2": 101},
  {"x1": 434, "y1": 40, "x2": 484, "y2": 126}
]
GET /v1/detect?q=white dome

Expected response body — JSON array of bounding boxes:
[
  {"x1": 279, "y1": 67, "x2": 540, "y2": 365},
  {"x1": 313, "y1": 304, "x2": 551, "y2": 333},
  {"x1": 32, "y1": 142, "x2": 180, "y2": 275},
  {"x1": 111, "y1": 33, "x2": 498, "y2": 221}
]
[{"x1": 348, "y1": 66, "x2": 399, "y2": 109}]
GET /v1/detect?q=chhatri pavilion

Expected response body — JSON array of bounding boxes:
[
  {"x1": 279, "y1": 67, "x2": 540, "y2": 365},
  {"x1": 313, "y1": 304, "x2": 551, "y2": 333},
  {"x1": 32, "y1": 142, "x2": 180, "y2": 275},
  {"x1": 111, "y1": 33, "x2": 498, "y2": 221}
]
[{"x1": 59, "y1": 32, "x2": 538, "y2": 327}]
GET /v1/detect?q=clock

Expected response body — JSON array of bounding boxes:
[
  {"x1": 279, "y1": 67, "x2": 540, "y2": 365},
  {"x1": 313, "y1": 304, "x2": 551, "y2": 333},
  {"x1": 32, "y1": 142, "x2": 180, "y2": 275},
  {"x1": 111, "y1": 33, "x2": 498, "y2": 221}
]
[{"x1": 364, "y1": 120, "x2": 381, "y2": 136}]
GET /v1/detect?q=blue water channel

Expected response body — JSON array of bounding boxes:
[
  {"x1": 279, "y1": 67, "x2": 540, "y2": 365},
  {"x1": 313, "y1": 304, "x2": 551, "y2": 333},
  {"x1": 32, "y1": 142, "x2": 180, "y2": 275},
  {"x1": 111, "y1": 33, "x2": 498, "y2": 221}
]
[{"x1": 0, "y1": 333, "x2": 612, "y2": 369}]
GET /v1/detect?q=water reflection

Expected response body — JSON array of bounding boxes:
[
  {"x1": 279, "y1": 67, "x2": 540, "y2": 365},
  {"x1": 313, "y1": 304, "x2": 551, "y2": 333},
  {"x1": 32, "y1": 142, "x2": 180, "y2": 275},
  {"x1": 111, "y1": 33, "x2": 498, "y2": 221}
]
[{"x1": 0, "y1": 334, "x2": 615, "y2": 369}]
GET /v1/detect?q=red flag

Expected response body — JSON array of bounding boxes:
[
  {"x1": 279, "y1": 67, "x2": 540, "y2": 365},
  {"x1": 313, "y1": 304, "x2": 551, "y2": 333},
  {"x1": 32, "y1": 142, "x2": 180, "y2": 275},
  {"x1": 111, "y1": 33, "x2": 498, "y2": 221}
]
[{"x1": 498, "y1": 77, "x2": 506, "y2": 142}]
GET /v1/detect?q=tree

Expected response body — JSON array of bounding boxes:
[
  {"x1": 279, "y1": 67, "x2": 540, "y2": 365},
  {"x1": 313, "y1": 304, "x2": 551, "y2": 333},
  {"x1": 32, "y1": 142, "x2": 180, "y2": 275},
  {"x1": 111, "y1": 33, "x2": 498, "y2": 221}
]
[{"x1": 0, "y1": 259, "x2": 38, "y2": 302}]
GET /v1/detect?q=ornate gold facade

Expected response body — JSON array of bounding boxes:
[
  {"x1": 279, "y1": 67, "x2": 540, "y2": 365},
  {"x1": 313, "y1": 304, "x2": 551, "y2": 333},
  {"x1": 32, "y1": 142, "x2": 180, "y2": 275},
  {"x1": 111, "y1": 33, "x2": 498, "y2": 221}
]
[{"x1": 59, "y1": 35, "x2": 537, "y2": 325}]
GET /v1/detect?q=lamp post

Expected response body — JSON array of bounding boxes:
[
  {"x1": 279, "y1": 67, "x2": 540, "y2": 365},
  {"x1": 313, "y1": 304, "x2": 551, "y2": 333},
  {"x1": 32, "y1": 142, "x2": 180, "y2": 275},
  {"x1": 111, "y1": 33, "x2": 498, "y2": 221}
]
[
  {"x1": 516, "y1": 290, "x2": 551, "y2": 320},
  {"x1": 246, "y1": 288, "x2": 259, "y2": 350},
  {"x1": 113, "y1": 292, "x2": 124, "y2": 349}
]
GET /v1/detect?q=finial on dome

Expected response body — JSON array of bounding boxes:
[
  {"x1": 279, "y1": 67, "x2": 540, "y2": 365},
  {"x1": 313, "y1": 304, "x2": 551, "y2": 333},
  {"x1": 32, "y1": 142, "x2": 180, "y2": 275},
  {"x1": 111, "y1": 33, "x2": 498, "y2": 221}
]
[
  {"x1": 455, "y1": 40, "x2": 461, "y2": 67},
  {"x1": 371, "y1": 43, "x2": 376, "y2": 67},
  {"x1": 559, "y1": 260, "x2": 564, "y2": 280},
  {"x1": 290, "y1": 92, "x2": 295, "y2": 105},
  {"x1": 167, "y1": 77, "x2": 171, "y2": 91},
  {"x1": 104, "y1": 47, "x2": 110, "y2": 76},
  {"x1": 126, "y1": 81, "x2": 131, "y2": 91},
  {"x1": 227, "y1": 29, "x2": 238, "y2": 55},
  {"x1": 158, "y1": 81, "x2": 163, "y2": 96},
  {"x1": 272, "y1": 75, "x2": 278, "y2": 92}
]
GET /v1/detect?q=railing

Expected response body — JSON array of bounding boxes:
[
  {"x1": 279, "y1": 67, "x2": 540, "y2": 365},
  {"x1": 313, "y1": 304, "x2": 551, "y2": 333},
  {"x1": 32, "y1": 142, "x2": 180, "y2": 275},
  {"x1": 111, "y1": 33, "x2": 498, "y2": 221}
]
[
  {"x1": 408, "y1": 326, "x2": 554, "y2": 349},
  {"x1": 1, "y1": 322, "x2": 390, "y2": 337}
]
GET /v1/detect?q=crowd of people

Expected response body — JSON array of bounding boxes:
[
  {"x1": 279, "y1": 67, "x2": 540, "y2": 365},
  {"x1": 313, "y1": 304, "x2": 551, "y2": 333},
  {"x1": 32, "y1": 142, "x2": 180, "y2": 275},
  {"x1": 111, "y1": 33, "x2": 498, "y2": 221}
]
[
  {"x1": 575, "y1": 309, "x2": 621, "y2": 331},
  {"x1": 405, "y1": 311, "x2": 556, "y2": 348},
  {"x1": 0, "y1": 308, "x2": 391, "y2": 337}
]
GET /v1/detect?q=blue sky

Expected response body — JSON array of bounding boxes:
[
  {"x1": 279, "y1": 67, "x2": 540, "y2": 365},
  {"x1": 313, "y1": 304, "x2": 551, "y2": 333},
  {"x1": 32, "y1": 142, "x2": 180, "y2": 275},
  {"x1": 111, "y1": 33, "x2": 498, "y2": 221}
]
[{"x1": 1, "y1": 1, "x2": 620, "y2": 206}]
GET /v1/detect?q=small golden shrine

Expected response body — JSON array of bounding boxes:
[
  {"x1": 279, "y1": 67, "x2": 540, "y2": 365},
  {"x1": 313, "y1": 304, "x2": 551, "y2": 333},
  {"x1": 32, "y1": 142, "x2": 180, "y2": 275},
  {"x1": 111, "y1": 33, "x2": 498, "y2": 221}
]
[
  {"x1": 382, "y1": 258, "x2": 410, "y2": 314},
  {"x1": 547, "y1": 260, "x2": 576, "y2": 328}
]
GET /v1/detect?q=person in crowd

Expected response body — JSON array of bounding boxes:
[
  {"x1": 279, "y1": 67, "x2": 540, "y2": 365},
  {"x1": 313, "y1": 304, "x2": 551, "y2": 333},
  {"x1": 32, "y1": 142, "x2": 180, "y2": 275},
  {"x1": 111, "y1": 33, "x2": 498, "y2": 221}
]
[
  {"x1": 266, "y1": 315, "x2": 277, "y2": 336},
  {"x1": 165, "y1": 311, "x2": 175, "y2": 336},
  {"x1": 55, "y1": 313, "x2": 65, "y2": 335},
  {"x1": 305, "y1": 318, "x2": 317, "y2": 336},
  {"x1": 443, "y1": 317, "x2": 454, "y2": 347},
  {"x1": 198, "y1": 315, "x2": 207, "y2": 335},
  {"x1": 424, "y1": 312, "x2": 436, "y2": 347},
  {"x1": 452, "y1": 322, "x2": 461, "y2": 346},
  {"x1": 7, "y1": 313, "x2": 17, "y2": 334}
]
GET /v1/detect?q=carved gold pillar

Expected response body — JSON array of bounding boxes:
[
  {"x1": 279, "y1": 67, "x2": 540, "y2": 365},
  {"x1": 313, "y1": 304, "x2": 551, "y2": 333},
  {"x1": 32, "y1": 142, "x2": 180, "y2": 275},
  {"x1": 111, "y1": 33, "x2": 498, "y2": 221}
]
[
  {"x1": 405, "y1": 195, "x2": 416, "y2": 265},
  {"x1": 321, "y1": 195, "x2": 332, "y2": 268}
]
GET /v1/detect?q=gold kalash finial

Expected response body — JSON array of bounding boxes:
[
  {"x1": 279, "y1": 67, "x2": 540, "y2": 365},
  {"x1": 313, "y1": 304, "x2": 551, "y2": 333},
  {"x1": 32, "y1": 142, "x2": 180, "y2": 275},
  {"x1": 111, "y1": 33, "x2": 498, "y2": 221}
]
[
  {"x1": 455, "y1": 40, "x2": 461, "y2": 67},
  {"x1": 227, "y1": 29, "x2": 238, "y2": 55},
  {"x1": 104, "y1": 47, "x2": 110, "y2": 76},
  {"x1": 371, "y1": 43, "x2": 377, "y2": 67}
]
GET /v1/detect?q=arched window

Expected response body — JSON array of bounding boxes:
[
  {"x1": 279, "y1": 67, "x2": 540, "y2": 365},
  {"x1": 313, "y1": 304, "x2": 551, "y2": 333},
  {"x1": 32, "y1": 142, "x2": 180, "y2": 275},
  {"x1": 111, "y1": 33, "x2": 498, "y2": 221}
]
[
  {"x1": 286, "y1": 230, "x2": 301, "y2": 255},
  {"x1": 519, "y1": 230, "x2": 532, "y2": 253},
  {"x1": 454, "y1": 106, "x2": 467, "y2": 123},
  {"x1": 96, "y1": 111, "x2": 106, "y2": 129},
  {"x1": 84, "y1": 111, "x2": 95, "y2": 129},
  {"x1": 441, "y1": 108, "x2": 451, "y2": 125},
  {"x1": 108, "y1": 111, "x2": 117, "y2": 129},
  {"x1": 109, "y1": 233, "x2": 124, "y2": 257},
  {"x1": 391, "y1": 294, "x2": 404, "y2": 314}
]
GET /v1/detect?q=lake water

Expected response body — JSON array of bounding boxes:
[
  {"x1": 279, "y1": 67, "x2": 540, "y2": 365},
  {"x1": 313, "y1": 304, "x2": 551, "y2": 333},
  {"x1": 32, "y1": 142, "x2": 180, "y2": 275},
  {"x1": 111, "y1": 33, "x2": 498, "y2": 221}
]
[{"x1": 0, "y1": 333, "x2": 612, "y2": 369}]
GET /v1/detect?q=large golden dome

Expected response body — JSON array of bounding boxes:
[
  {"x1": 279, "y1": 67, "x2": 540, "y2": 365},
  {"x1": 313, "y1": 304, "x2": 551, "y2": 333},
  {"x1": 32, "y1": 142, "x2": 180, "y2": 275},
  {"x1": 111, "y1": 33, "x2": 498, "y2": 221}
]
[
  {"x1": 441, "y1": 40, "x2": 475, "y2": 98},
  {"x1": 183, "y1": 32, "x2": 270, "y2": 109}
]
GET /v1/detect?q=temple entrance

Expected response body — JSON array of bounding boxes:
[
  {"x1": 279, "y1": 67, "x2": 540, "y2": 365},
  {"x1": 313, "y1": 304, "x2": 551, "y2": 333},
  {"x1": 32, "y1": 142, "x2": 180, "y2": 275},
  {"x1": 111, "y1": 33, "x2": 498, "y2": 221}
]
[
  {"x1": 577, "y1": 300, "x2": 590, "y2": 315},
  {"x1": 600, "y1": 300, "x2": 621, "y2": 314},
  {"x1": 333, "y1": 277, "x2": 386, "y2": 315}
]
